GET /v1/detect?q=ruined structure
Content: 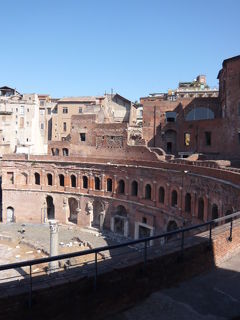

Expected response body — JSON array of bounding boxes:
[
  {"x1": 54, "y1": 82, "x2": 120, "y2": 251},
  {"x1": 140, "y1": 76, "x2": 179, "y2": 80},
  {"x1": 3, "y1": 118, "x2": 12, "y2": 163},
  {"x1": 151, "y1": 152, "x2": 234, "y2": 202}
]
[
  {"x1": 142, "y1": 57, "x2": 240, "y2": 161},
  {"x1": 1, "y1": 55, "x2": 240, "y2": 241}
]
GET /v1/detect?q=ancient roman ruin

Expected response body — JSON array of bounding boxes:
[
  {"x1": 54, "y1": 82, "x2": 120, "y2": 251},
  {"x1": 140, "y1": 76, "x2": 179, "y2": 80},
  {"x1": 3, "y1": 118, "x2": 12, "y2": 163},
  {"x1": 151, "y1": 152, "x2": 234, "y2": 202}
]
[{"x1": 1, "y1": 55, "x2": 240, "y2": 241}]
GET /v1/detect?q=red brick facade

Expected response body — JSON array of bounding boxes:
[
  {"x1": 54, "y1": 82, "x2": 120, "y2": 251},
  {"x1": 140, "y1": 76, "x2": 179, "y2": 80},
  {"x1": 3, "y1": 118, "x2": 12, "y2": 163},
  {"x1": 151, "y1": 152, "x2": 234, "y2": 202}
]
[{"x1": 141, "y1": 55, "x2": 240, "y2": 160}]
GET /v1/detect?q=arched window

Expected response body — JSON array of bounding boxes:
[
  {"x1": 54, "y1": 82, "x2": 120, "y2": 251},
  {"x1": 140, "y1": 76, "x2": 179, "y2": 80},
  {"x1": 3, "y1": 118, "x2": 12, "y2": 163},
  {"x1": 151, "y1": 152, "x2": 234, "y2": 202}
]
[
  {"x1": 212, "y1": 204, "x2": 218, "y2": 220},
  {"x1": 83, "y1": 176, "x2": 88, "y2": 189},
  {"x1": 59, "y1": 174, "x2": 64, "y2": 187},
  {"x1": 46, "y1": 196, "x2": 54, "y2": 220},
  {"x1": 118, "y1": 180, "x2": 125, "y2": 194},
  {"x1": 95, "y1": 177, "x2": 100, "y2": 190},
  {"x1": 171, "y1": 190, "x2": 178, "y2": 207},
  {"x1": 185, "y1": 193, "x2": 191, "y2": 213},
  {"x1": 47, "y1": 173, "x2": 52, "y2": 186},
  {"x1": 107, "y1": 178, "x2": 112, "y2": 192},
  {"x1": 34, "y1": 172, "x2": 40, "y2": 185},
  {"x1": 131, "y1": 181, "x2": 138, "y2": 196},
  {"x1": 159, "y1": 187, "x2": 165, "y2": 203},
  {"x1": 7, "y1": 206, "x2": 15, "y2": 223},
  {"x1": 198, "y1": 198, "x2": 204, "y2": 220},
  {"x1": 71, "y1": 175, "x2": 76, "y2": 188},
  {"x1": 145, "y1": 184, "x2": 151, "y2": 200},
  {"x1": 63, "y1": 148, "x2": 69, "y2": 156}
]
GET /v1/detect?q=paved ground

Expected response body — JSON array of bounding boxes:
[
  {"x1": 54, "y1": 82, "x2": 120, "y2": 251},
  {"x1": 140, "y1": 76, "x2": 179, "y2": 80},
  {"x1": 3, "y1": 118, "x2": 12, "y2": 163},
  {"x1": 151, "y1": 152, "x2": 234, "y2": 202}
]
[
  {"x1": 0, "y1": 223, "x2": 116, "y2": 255},
  {"x1": 107, "y1": 253, "x2": 240, "y2": 320}
]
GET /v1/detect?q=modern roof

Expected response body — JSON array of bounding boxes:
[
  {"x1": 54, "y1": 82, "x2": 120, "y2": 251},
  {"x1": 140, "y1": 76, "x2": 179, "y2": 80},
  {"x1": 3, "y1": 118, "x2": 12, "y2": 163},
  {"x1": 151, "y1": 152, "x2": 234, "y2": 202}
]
[
  {"x1": 58, "y1": 96, "x2": 104, "y2": 103},
  {"x1": 0, "y1": 86, "x2": 21, "y2": 95}
]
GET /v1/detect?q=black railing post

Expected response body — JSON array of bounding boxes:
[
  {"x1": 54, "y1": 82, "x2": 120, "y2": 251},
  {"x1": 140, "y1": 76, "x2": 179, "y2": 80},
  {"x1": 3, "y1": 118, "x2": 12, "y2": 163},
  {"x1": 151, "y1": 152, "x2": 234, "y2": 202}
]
[
  {"x1": 229, "y1": 217, "x2": 233, "y2": 242},
  {"x1": 94, "y1": 252, "x2": 98, "y2": 291},
  {"x1": 29, "y1": 264, "x2": 32, "y2": 309}
]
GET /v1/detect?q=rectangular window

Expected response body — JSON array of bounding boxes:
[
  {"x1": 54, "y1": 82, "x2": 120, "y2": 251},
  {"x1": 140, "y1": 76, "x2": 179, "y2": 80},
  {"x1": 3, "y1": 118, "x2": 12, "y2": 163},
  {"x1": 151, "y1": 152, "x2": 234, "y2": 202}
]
[
  {"x1": 40, "y1": 109, "x2": 45, "y2": 115},
  {"x1": 166, "y1": 111, "x2": 177, "y2": 122},
  {"x1": 20, "y1": 106, "x2": 24, "y2": 115},
  {"x1": 47, "y1": 108, "x2": 51, "y2": 115},
  {"x1": 63, "y1": 122, "x2": 67, "y2": 131},
  {"x1": 7, "y1": 172, "x2": 14, "y2": 184},
  {"x1": 80, "y1": 133, "x2": 86, "y2": 141},
  {"x1": 238, "y1": 103, "x2": 240, "y2": 116},
  {"x1": 40, "y1": 123, "x2": 44, "y2": 130},
  {"x1": 79, "y1": 107, "x2": 82, "y2": 113},
  {"x1": 20, "y1": 117, "x2": 24, "y2": 128},
  {"x1": 184, "y1": 133, "x2": 191, "y2": 146},
  {"x1": 63, "y1": 107, "x2": 68, "y2": 114},
  {"x1": 205, "y1": 132, "x2": 211, "y2": 146}
]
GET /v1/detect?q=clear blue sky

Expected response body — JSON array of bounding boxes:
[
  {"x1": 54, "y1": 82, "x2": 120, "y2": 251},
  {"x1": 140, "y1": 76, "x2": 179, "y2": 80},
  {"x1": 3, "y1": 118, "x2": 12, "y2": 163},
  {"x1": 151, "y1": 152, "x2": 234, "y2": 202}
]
[{"x1": 0, "y1": 0, "x2": 239, "y2": 101}]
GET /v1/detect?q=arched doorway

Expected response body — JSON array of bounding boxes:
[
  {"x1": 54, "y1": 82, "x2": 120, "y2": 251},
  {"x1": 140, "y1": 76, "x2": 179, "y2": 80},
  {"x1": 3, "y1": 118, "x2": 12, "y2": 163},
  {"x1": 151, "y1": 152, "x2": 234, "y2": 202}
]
[
  {"x1": 7, "y1": 206, "x2": 15, "y2": 223},
  {"x1": 212, "y1": 204, "x2": 218, "y2": 220},
  {"x1": 165, "y1": 129, "x2": 177, "y2": 154},
  {"x1": 131, "y1": 181, "x2": 138, "y2": 196},
  {"x1": 145, "y1": 184, "x2": 152, "y2": 200},
  {"x1": 112, "y1": 205, "x2": 128, "y2": 235},
  {"x1": 171, "y1": 190, "x2": 178, "y2": 207},
  {"x1": 198, "y1": 198, "x2": 204, "y2": 220},
  {"x1": 185, "y1": 193, "x2": 191, "y2": 213},
  {"x1": 166, "y1": 220, "x2": 178, "y2": 240},
  {"x1": 117, "y1": 180, "x2": 125, "y2": 194},
  {"x1": 46, "y1": 196, "x2": 55, "y2": 220},
  {"x1": 92, "y1": 200, "x2": 105, "y2": 229},
  {"x1": 159, "y1": 187, "x2": 165, "y2": 204},
  {"x1": 68, "y1": 198, "x2": 78, "y2": 224}
]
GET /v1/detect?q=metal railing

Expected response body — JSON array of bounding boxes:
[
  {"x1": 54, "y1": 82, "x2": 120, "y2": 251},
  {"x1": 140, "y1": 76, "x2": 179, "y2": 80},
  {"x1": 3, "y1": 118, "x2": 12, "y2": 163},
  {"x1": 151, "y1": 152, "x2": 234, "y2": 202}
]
[{"x1": 0, "y1": 211, "x2": 239, "y2": 308}]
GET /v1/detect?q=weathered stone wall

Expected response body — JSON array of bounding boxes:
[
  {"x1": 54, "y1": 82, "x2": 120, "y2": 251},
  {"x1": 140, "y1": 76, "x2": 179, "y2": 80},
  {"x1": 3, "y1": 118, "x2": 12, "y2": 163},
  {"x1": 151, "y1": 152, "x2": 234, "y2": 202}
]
[{"x1": 2, "y1": 156, "x2": 240, "y2": 238}]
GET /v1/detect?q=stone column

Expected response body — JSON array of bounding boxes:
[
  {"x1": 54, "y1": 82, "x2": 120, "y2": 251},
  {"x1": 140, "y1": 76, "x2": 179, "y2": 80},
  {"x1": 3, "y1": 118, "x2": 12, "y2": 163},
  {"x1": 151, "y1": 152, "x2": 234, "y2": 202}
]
[
  {"x1": 166, "y1": 183, "x2": 170, "y2": 207},
  {"x1": 99, "y1": 212, "x2": 105, "y2": 231},
  {"x1": 113, "y1": 175, "x2": 117, "y2": 195},
  {"x1": 77, "y1": 174, "x2": 81, "y2": 190},
  {"x1": 124, "y1": 219, "x2": 129, "y2": 237},
  {"x1": 63, "y1": 197, "x2": 68, "y2": 223},
  {"x1": 86, "y1": 200, "x2": 94, "y2": 227},
  {"x1": 101, "y1": 174, "x2": 105, "y2": 192},
  {"x1": 49, "y1": 220, "x2": 59, "y2": 272},
  {"x1": 125, "y1": 176, "x2": 129, "y2": 196},
  {"x1": 110, "y1": 216, "x2": 115, "y2": 232},
  {"x1": 153, "y1": 181, "x2": 157, "y2": 204}
]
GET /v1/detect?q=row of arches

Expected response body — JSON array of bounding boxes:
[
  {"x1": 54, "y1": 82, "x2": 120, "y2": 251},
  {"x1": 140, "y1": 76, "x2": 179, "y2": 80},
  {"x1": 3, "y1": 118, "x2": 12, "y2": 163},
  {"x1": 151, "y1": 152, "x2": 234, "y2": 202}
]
[{"x1": 16, "y1": 172, "x2": 230, "y2": 222}]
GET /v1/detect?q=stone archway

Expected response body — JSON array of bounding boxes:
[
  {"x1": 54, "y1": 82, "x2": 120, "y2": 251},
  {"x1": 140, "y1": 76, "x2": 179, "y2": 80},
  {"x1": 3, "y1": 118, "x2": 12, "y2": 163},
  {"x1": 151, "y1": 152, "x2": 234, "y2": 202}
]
[
  {"x1": 111, "y1": 205, "x2": 128, "y2": 236},
  {"x1": 92, "y1": 200, "x2": 105, "y2": 230},
  {"x1": 165, "y1": 129, "x2": 177, "y2": 154},
  {"x1": 68, "y1": 197, "x2": 79, "y2": 224},
  {"x1": 166, "y1": 220, "x2": 178, "y2": 240}
]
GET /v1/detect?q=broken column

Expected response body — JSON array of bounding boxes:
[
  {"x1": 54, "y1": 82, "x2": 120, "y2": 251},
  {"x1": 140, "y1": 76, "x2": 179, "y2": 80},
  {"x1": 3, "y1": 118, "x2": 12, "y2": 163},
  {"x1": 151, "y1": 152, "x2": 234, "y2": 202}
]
[{"x1": 49, "y1": 220, "x2": 59, "y2": 272}]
